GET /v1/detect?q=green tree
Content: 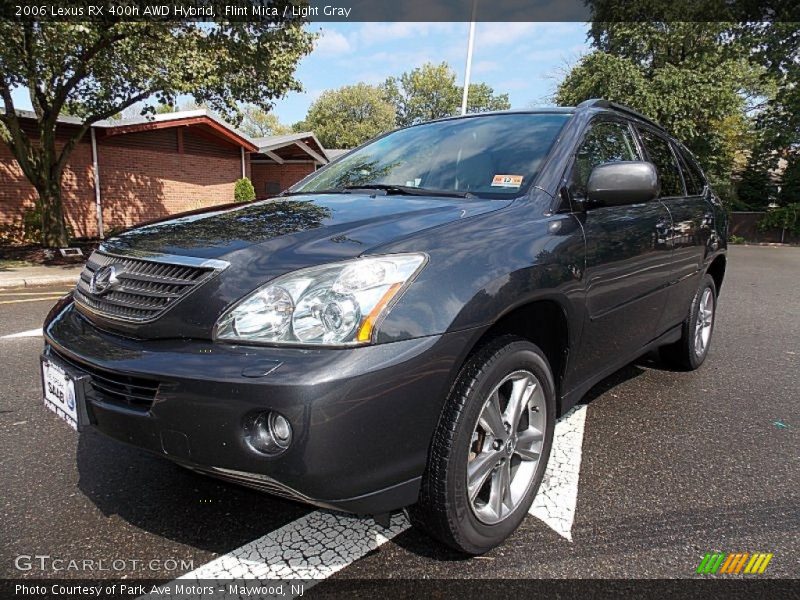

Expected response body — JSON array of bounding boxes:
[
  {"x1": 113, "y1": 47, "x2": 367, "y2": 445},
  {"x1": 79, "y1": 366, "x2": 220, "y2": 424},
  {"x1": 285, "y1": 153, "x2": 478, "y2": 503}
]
[
  {"x1": 555, "y1": 19, "x2": 765, "y2": 203},
  {"x1": 464, "y1": 82, "x2": 511, "y2": 114},
  {"x1": 382, "y1": 62, "x2": 510, "y2": 127},
  {"x1": 744, "y1": 22, "x2": 800, "y2": 151},
  {"x1": 383, "y1": 62, "x2": 460, "y2": 126},
  {"x1": 302, "y1": 83, "x2": 396, "y2": 148},
  {"x1": 155, "y1": 103, "x2": 178, "y2": 114},
  {"x1": 0, "y1": 15, "x2": 314, "y2": 247},
  {"x1": 152, "y1": 99, "x2": 208, "y2": 115},
  {"x1": 778, "y1": 153, "x2": 800, "y2": 206},
  {"x1": 240, "y1": 105, "x2": 292, "y2": 138},
  {"x1": 736, "y1": 153, "x2": 778, "y2": 210},
  {"x1": 291, "y1": 119, "x2": 310, "y2": 133},
  {"x1": 740, "y1": 22, "x2": 800, "y2": 203}
]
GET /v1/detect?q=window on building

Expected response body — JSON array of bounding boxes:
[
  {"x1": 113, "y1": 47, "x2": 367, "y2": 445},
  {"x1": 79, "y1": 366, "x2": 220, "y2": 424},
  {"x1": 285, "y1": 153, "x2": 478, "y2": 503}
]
[{"x1": 265, "y1": 181, "x2": 281, "y2": 196}]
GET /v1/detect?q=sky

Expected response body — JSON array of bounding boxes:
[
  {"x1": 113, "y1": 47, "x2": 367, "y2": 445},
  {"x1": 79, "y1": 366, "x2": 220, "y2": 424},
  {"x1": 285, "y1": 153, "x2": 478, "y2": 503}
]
[
  {"x1": 272, "y1": 22, "x2": 590, "y2": 124},
  {"x1": 9, "y1": 22, "x2": 590, "y2": 126}
]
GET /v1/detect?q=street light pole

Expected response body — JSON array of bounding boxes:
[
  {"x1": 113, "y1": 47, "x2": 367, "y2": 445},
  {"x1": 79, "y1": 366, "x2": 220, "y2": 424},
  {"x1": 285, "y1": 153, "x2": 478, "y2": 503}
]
[{"x1": 460, "y1": 0, "x2": 478, "y2": 116}]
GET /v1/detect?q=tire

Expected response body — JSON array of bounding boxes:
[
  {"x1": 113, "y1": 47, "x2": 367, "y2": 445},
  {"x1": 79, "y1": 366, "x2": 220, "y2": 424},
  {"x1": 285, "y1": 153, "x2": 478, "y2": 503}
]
[
  {"x1": 410, "y1": 335, "x2": 556, "y2": 554},
  {"x1": 660, "y1": 273, "x2": 717, "y2": 370}
]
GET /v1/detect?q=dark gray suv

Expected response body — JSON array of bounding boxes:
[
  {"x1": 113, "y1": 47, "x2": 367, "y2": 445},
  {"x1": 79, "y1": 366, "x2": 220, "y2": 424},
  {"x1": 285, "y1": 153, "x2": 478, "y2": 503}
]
[{"x1": 42, "y1": 99, "x2": 727, "y2": 553}]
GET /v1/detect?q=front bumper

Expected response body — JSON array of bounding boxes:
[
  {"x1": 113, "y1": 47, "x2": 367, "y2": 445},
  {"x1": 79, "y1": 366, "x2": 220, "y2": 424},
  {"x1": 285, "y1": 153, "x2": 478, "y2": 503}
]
[{"x1": 44, "y1": 304, "x2": 475, "y2": 514}]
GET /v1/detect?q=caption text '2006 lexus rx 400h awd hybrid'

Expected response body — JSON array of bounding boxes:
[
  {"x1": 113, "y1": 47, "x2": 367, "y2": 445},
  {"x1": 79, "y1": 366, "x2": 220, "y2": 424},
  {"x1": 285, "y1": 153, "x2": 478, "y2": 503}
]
[{"x1": 42, "y1": 99, "x2": 727, "y2": 554}]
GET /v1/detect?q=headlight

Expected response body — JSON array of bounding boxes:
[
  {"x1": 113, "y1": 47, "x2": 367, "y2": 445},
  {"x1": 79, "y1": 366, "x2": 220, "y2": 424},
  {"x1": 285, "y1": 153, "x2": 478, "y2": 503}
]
[{"x1": 214, "y1": 253, "x2": 426, "y2": 346}]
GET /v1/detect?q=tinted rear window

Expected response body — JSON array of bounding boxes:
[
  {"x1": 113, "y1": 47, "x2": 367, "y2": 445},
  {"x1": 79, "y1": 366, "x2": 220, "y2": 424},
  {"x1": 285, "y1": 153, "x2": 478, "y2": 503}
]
[{"x1": 675, "y1": 146, "x2": 706, "y2": 195}]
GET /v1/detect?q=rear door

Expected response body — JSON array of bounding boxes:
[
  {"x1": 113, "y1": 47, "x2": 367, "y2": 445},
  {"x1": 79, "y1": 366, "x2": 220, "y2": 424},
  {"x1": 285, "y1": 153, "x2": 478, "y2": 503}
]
[
  {"x1": 637, "y1": 128, "x2": 713, "y2": 330},
  {"x1": 569, "y1": 118, "x2": 674, "y2": 384}
]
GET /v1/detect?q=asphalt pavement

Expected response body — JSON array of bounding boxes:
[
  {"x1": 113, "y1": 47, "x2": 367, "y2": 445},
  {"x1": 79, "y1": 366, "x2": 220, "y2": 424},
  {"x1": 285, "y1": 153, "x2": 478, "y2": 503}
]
[{"x1": 0, "y1": 246, "x2": 797, "y2": 591}]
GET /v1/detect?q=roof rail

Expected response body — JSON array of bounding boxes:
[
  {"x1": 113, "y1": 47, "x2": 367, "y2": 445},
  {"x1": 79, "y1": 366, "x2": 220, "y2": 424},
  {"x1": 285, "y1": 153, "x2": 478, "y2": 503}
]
[{"x1": 576, "y1": 98, "x2": 665, "y2": 131}]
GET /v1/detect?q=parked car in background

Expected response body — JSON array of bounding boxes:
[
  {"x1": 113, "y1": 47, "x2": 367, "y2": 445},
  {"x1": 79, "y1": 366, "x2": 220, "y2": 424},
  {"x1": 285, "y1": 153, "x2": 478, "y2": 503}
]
[{"x1": 41, "y1": 99, "x2": 727, "y2": 553}]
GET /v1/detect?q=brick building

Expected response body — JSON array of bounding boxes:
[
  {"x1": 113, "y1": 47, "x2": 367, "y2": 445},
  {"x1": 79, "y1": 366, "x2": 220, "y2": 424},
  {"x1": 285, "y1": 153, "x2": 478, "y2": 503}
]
[
  {"x1": 250, "y1": 132, "x2": 330, "y2": 198},
  {"x1": 0, "y1": 110, "x2": 331, "y2": 240}
]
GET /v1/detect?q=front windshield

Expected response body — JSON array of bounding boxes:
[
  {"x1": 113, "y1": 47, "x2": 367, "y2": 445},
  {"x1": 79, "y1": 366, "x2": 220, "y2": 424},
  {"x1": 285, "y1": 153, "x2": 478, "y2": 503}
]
[{"x1": 293, "y1": 112, "x2": 572, "y2": 198}]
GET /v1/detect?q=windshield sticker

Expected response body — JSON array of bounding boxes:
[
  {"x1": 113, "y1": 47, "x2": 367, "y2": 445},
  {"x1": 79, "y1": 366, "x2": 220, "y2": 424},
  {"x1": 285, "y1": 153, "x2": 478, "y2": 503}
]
[{"x1": 491, "y1": 174, "x2": 523, "y2": 188}]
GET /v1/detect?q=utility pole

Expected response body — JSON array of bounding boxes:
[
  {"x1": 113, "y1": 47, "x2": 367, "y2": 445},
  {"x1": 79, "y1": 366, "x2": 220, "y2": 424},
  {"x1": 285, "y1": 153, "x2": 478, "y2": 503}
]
[{"x1": 460, "y1": 0, "x2": 478, "y2": 116}]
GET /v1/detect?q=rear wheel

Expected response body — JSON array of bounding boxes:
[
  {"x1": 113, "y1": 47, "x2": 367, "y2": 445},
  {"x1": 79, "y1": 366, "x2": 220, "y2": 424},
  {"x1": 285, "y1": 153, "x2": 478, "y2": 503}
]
[
  {"x1": 660, "y1": 274, "x2": 717, "y2": 370},
  {"x1": 411, "y1": 335, "x2": 555, "y2": 554}
]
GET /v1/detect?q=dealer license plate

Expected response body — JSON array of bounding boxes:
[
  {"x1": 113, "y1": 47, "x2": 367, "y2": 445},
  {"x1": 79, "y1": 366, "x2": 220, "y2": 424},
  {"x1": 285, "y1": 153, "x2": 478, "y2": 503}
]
[{"x1": 42, "y1": 358, "x2": 79, "y2": 430}]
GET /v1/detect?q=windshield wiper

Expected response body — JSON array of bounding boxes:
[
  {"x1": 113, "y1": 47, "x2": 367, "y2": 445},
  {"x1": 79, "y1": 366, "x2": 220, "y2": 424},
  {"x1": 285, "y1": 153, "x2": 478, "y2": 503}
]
[
  {"x1": 280, "y1": 189, "x2": 351, "y2": 196},
  {"x1": 341, "y1": 184, "x2": 475, "y2": 199},
  {"x1": 282, "y1": 185, "x2": 476, "y2": 199}
]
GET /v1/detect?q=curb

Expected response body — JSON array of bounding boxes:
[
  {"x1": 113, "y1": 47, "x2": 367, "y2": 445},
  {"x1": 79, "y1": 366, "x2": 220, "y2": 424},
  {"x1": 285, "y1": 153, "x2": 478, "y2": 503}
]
[
  {"x1": 732, "y1": 243, "x2": 800, "y2": 247},
  {"x1": 0, "y1": 273, "x2": 81, "y2": 289}
]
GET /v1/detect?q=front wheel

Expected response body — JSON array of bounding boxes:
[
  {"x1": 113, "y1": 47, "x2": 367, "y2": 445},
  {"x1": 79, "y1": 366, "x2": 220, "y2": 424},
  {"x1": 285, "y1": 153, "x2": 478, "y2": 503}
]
[
  {"x1": 410, "y1": 335, "x2": 555, "y2": 554},
  {"x1": 660, "y1": 273, "x2": 717, "y2": 370}
]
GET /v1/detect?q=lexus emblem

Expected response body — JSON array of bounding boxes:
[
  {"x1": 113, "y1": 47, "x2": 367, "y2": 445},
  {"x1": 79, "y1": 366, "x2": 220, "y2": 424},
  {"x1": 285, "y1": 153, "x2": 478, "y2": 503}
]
[
  {"x1": 505, "y1": 438, "x2": 515, "y2": 456},
  {"x1": 89, "y1": 265, "x2": 119, "y2": 296}
]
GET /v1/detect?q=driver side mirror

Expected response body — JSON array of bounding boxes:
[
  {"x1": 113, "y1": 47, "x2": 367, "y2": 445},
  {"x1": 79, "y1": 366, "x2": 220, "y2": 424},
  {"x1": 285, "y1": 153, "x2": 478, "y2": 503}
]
[{"x1": 586, "y1": 161, "x2": 659, "y2": 207}]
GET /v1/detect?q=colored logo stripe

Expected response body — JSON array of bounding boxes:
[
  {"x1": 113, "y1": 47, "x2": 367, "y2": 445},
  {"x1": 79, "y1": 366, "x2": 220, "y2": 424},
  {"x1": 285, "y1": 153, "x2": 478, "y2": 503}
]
[
  {"x1": 745, "y1": 553, "x2": 774, "y2": 574},
  {"x1": 696, "y1": 552, "x2": 773, "y2": 575},
  {"x1": 720, "y1": 553, "x2": 749, "y2": 574},
  {"x1": 697, "y1": 552, "x2": 726, "y2": 574}
]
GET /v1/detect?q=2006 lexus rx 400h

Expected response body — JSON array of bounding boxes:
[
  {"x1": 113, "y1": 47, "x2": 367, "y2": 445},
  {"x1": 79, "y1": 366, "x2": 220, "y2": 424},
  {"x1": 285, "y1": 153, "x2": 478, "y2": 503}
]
[{"x1": 42, "y1": 99, "x2": 727, "y2": 554}]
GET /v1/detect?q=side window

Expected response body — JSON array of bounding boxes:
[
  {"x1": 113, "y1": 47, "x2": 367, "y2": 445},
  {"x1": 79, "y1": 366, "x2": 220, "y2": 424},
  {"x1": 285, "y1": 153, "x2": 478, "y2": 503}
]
[
  {"x1": 674, "y1": 148, "x2": 702, "y2": 195},
  {"x1": 569, "y1": 120, "x2": 641, "y2": 199},
  {"x1": 638, "y1": 128, "x2": 685, "y2": 198},
  {"x1": 677, "y1": 146, "x2": 707, "y2": 195}
]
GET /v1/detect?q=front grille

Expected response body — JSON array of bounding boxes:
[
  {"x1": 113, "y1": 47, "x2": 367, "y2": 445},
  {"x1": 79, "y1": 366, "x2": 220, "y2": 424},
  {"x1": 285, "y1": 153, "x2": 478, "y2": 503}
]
[
  {"x1": 53, "y1": 349, "x2": 159, "y2": 412},
  {"x1": 74, "y1": 251, "x2": 220, "y2": 323}
]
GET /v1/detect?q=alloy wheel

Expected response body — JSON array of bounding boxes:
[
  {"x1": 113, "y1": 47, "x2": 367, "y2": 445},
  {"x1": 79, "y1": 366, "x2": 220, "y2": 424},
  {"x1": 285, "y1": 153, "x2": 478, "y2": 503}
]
[
  {"x1": 694, "y1": 287, "x2": 714, "y2": 358},
  {"x1": 466, "y1": 370, "x2": 546, "y2": 525}
]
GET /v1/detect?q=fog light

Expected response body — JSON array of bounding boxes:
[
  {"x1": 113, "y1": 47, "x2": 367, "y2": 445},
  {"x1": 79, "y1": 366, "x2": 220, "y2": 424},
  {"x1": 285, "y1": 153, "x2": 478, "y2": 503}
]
[
  {"x1": 246, "y1": 411, "x2": 293, "y2": 455},
  {"x1": 271, "y1": 414, "x2": 291, "y2": 443}
]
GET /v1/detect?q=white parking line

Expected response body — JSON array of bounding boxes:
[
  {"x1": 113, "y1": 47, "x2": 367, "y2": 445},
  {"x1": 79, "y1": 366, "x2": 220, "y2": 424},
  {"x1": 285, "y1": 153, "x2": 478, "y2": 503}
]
[
  {"x1": 183, "y1": 510, "x2": 409, "y2": 580},
  {"x1": 529, "y1": 404, "x2": 587, "y2": 541},
  {"x1": 1, "y1": 328, "x2": 43, "y2": 339},
  {"x1": 145, "y1": 511, "x2": 410, "y2": 598},
  {"x1": 150, "y1": 406, "x2": 588, "y2": 595}
]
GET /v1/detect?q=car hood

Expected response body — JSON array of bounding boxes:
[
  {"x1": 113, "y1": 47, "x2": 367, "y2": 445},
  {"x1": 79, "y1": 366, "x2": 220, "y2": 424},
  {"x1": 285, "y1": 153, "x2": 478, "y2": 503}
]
[
  {"x1": 103, "y1": 193, "x2": 506, "y2": 261},
  {"x1": 83, "y1": 193, "x2": 510, "y2": 338}
]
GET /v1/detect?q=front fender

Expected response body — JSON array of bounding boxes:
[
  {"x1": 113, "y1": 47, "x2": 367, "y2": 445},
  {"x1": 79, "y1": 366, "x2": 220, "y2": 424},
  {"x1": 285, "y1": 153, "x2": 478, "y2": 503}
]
[{"x1": 373, "y1": 206, "x2": 587, "y2": 344}]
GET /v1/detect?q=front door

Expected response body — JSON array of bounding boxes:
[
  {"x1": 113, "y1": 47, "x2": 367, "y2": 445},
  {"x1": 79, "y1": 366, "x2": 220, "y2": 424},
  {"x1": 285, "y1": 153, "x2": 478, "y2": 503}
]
[{"x1": 568, "y1": 119, "x2": 674, "y2": 384}]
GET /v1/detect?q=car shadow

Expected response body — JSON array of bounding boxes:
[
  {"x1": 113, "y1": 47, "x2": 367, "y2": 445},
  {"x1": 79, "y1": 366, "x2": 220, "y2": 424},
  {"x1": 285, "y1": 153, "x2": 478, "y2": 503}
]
[
  {"x1": 75, "y1": 350, "x2": 681, "y2": 561},
  {"x1": 76, "y1": 430, "x2": 309, "y2": 554},
  {"x1": 578, "y1": 349, "x2": 690, "y2": 404}
]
